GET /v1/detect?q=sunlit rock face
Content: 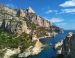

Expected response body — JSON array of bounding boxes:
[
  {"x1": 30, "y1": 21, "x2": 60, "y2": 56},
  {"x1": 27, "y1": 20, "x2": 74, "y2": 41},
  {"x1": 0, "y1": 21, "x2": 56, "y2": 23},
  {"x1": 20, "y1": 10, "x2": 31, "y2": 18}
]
[
  {"x1": 18, "y1": 40, "x2": 43, "y2": 58},
  {"x1": 32, "y1": 40, "x2": 43, "y2": 55},
  {"x1": 0, "y1": 5, "x2": 53, "y2": 35},
  {"x1": 28, "y1": 14, "x2": 52, "y2": 28},
  {"x1": 0, "y1": 17, "x2": 30, "y2": 34},
  {"x1": 0, "y1": 5, "x2": 16, "y2": 16},
  {"x1": 32, "y1": 35, "x2": 38, "y2": 41},
  {"x1": 23, "y1": 7, "x2": 52, "y2": 28},
  {"x1": 28, "y1": 7, "x2": 35, "y2": 13},
  {"x1": 16, "y1": 20, "x2": 31, "y2": 34},
  {"x1": 3, "y1": 47, "x2": 20, "y2": 58},
  {"x1": 3, "y1": 7, "x2": 16, "y2": 16},
  {"x1": 0, "y1": 5, "x2": 61, "y2": 58},
  {"x1": 43, "y1": 20, "x2": 51, "y2": 28},
  {"x1": 17, "y1": 9, "x2": 26, "y2": 17}
]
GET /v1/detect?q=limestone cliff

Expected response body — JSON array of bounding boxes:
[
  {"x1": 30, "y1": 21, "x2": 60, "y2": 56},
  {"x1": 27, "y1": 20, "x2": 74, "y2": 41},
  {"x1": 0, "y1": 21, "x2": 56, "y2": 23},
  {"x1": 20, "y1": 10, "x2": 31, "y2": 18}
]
[
  {"x1": 0, "y1": 5, "x2": 61, "y2": 58},
  {"x1": 0, "y1": 5, "x2": 60, "y2": 36}
]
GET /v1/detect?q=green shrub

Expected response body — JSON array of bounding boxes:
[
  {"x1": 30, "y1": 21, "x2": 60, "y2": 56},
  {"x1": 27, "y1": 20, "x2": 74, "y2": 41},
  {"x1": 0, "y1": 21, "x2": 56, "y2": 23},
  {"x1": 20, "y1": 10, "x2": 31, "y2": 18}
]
[{"x1": 0, "y1": 29, "x2": 35, "y2": 50}]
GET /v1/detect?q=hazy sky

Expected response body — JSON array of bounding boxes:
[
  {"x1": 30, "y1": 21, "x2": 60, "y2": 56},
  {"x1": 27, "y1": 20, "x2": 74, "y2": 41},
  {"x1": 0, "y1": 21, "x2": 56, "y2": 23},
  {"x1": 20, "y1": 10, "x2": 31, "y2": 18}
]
[{"x1": 0, "y1": 0, "x2": 75, "y2": 30}]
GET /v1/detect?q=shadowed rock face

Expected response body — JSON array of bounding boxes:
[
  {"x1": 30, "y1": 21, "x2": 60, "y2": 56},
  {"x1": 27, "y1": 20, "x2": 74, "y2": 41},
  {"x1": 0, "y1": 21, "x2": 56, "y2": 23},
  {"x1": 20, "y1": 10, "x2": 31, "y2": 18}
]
[
  {"x1": 1, "y1": 18, "x2": 31, "y2": 34},
  {"x1": 61, "y1": 32, "x2": 75, "y2": 58}
]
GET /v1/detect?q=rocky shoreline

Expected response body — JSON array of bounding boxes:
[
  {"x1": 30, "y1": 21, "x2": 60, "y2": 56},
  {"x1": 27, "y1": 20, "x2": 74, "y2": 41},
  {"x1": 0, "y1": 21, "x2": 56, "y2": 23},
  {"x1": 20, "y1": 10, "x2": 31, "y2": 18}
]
[
  {"x1": 0, "y1": 32, "x2": 59, "y2": 58},
  {"x1": 56, "y1": 32, "x2": 75, "y2": 58}
]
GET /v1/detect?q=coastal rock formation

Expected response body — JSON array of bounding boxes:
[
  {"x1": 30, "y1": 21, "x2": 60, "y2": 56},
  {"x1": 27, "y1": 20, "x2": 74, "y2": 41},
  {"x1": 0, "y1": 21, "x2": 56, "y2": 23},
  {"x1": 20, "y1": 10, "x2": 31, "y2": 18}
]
[
  {"x1": 0, "y1": 5, "x2": 61, "y2": 35},
  {"x1": 61, "y1": 32, "x2": 75, "y2": 58},
  {"x1": 18, "y1": 40, "x2": 43, "y2": 57},
  {"x1": 28, "y1": 7, "x2": 35, "y2": 13},
  {"x1": 4, "y1": 47, "x2": 20, "y2": 58},
  {"x1": 0, "y1": 5, "x2": 16, "y2": 16},
  {"x1": 0, "y1": 5, "x2": 53, "y2": 34},
  {"x1": 0, "y1": 5, "x2": 61, "y2": 58},
  {"x1": 0, "y1": 5, "x2": 62, "y2": 38},
  {"x1": 55, "y1": 40, "x2": 63, "y2": 54},
  {"x1": 32, "y1": 40, "x2": 43, "y2": 55}
]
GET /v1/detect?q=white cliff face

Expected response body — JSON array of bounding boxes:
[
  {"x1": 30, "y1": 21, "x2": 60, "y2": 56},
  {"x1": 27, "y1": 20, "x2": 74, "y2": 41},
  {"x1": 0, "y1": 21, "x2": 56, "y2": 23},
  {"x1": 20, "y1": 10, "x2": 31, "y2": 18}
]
[
  {"x1": 55, "y1": 40, "x2": 63, "y2": 49},
  {"x1": 17, "y1": 20, "x2": 31, "y2": 34},
  {"x1": 28, "y1": 7, "x2": 35, "y2": 13},
  {"x1": 0, "y1": 5, "x2": 53, "y2": 34},
  {"x1": 32, "y1": 40, "x2": 43, "y2": 55},
  {"x1": 55, "y1": 40, "x2": 63, "y2": 54},
  {"x1": 43, "y1": 20, "x2": 50, "y2": 28},
  {"x1": 36, "y1": 16, "x2": 44, "y2": 27},
  {"x1": 3, "y1": 47, "x2": 20, "y2": 58},
  {"x1": 4, "y1": 7, "x2": 16, "y2": 15},
  {"x1": 21, "y1": 21, "x2": 31, "y2": 34},
  {"x1": 19, "y1": 9, "x2": 26, "y2": 17},
  {"x1": 18, "y1": 46, "x2": 33, "y2": 57},
  {"x1": 67, "y1": 32, "x2": 73, "y2": 37},
  {"x1": 0, "y1": 6, "x2": 16, "y2": 16},
  {"x1": 32, "y1": 35, "x2": 38, "y2": 41},
  {"x1": 0, "y1": 15, "x2": 31, "y2": 34},
  {"x1": 31, "y1": 15, "x2": 52, "y2": 28},
  {"x1": 57, "y1": 48, "x2": 62, "y2": 54}
]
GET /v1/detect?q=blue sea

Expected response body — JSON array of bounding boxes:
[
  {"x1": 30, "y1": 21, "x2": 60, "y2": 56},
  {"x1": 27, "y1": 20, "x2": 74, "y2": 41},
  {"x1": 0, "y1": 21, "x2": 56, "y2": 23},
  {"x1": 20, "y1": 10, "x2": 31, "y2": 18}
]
[{"x1": 27, "y1": 30, "x2": 75, "y2": 58}]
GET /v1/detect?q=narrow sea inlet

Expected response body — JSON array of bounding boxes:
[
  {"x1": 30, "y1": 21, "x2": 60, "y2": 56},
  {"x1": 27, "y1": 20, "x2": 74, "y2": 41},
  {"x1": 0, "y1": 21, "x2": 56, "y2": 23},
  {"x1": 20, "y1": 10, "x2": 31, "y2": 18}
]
[{"x1": 27, "y1": 30, "x2": 75, "y2": 58}]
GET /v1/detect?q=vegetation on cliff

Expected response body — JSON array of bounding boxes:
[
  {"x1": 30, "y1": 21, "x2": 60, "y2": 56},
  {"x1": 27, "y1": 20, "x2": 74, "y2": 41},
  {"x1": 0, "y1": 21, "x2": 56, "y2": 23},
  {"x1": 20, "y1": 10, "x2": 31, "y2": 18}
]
[
  {"x1": 0, "y1": 5, "x2": 62, "y2": 58},
  {"x1": 0, "y1": 29, "x2": 35, "y2": 50}
]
